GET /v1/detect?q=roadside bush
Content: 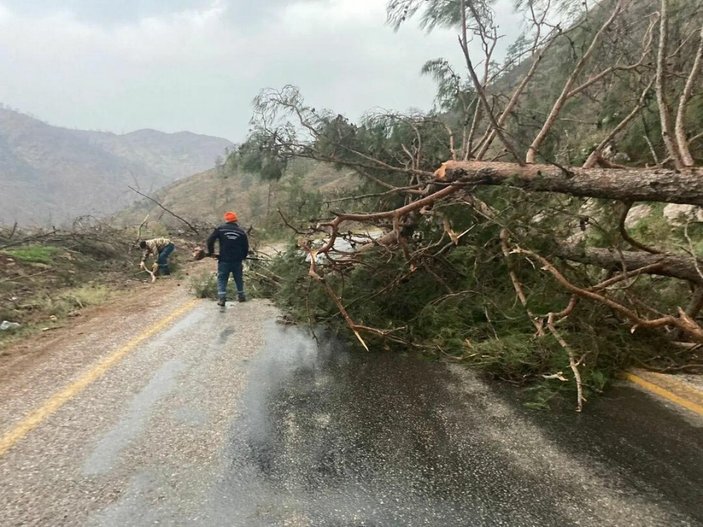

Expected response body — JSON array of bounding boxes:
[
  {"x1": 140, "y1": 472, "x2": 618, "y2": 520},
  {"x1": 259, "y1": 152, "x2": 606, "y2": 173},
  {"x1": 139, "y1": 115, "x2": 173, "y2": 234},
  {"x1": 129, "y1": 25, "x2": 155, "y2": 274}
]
[
  {"x1": 189, "y1": 270, "x2": 219, "y2": 298},
  {"x1": 59, "y1": 285, "x2": 111, "y2": 311}
]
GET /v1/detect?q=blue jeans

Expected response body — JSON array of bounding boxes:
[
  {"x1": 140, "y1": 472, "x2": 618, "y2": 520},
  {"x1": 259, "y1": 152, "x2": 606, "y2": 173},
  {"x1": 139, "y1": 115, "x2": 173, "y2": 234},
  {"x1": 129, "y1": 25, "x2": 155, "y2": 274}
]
[
  {"x1": 217, "y1": 260, "x2": 244, "y2": 300},
  {"x1": 157, "y1": 243, "x2": 175, "y2": 274}
]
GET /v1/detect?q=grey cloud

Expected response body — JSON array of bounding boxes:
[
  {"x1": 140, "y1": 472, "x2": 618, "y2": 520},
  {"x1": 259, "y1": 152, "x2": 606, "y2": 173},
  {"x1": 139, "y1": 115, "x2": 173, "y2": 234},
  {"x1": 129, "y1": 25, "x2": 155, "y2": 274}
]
[
  {"x1": 224, "y1": 0, "x2": 331, "y2": 28},
  {"x1": 0, "y1": 0, "x2": 523, "y2": 142},
  {"x1": 0, "y1": 0, "x2": 211, "y2": 24},
  {"x1": 0, "y1": 0, "x2": 335, "y2": 29}
]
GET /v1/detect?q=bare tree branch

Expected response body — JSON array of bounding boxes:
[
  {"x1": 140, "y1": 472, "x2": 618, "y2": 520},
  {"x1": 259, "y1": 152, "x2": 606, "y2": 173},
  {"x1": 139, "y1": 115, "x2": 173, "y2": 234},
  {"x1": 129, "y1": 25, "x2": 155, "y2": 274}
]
[
  {"x1": 526, "y1": 0, "x2": 627, "y2": 163},
  {"x1": 128, "y1": 186, "x2": 200, "y2": 236},
  {"x1": 582, "y1": 78, "x2": 655, "y2": 169},
  {"x1": 513, "y1": 247, "x2": 703, "y2": 342},
  {"x1": 655, "y1": 0, "x2": 685, "y2": 168},
  {"x1": 675, "y1": 24, "x2": 703, "y2": 166},
  {"x1": 459, "y1": 0, "x2": 524, "y2": 165}
]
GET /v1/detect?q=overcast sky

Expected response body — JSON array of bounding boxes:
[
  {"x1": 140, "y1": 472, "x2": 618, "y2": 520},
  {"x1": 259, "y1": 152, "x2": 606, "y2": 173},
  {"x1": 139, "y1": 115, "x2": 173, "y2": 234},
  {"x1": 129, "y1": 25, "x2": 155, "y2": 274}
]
[{"x1": 0, "y1": 0, "x2": 522, "y2": 142}]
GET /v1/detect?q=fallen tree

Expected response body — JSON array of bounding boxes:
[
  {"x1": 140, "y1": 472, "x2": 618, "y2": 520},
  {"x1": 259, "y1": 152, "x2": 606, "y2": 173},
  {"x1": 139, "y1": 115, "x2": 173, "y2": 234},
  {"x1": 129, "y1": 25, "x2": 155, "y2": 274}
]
[
  {"x1": 435, "y1": 161, "x2": 703, "y2": 206},
  {"x1": 240, "y1": 0, "x2": 703, "y2": 410}
]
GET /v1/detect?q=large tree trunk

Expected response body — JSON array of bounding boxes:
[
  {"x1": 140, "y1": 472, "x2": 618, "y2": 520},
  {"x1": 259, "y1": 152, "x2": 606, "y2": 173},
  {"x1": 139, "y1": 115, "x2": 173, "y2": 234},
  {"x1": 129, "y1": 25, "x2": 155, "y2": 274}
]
[
  {"x1": 435, "y1": 161, "x2": 703, "y2": 206},
  {"x1": 555, "y1": 245, "x2": 703, "y2": 285}
]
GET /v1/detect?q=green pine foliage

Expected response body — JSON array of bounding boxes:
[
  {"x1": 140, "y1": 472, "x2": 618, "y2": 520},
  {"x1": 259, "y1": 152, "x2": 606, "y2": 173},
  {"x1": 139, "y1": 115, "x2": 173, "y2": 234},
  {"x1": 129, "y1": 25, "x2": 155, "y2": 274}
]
[
  {"x1": 239, "y1": 0, "x2": 703, "y2": 408},
  {"x1": 249, "y1": 188, "x2": 683, "y2": 405}
]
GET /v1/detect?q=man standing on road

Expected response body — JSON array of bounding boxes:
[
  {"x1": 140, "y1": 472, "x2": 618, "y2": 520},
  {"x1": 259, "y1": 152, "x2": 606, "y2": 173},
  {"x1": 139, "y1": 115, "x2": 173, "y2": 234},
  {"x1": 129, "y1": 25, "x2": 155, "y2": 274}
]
[
  {"x1": 139, "y1": 237, "x2": 175, "y2": 276},
  {"x1": 206, "y1": 211, "x2": 249, "y2": 306}
]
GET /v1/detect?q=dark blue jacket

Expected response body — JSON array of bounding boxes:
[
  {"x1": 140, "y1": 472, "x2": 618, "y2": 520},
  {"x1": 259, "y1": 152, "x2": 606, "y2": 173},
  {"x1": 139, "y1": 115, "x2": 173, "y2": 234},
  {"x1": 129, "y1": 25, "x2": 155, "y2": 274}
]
[{"x1": 206, "y1": 222, "x2": 249, "y2": 263}]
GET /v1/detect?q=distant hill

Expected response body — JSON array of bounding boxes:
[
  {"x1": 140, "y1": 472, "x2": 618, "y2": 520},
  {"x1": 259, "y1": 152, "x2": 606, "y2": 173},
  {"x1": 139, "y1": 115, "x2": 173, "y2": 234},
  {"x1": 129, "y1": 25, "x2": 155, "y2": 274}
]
[
  {"x1": 114, "y1": 159, "x2": 358, "y2": 235},
  {"x1": 0, "y1": 107, "x2": 233, "y2": 226}
]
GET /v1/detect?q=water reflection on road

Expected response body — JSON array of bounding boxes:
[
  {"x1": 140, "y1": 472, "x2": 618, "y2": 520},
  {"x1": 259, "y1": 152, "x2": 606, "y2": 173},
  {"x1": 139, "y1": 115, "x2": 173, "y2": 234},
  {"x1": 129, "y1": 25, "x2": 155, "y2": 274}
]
[{"x1": 204, "y1": 322, "x2": 703, "y2": 527}]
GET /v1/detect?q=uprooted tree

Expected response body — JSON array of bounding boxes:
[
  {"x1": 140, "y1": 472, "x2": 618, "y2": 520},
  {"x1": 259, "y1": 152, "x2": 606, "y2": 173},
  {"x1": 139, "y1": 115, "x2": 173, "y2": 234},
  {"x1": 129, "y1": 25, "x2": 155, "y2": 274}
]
[{"x1": 236, "y1": 0, "x2": 703, "y2": 410}]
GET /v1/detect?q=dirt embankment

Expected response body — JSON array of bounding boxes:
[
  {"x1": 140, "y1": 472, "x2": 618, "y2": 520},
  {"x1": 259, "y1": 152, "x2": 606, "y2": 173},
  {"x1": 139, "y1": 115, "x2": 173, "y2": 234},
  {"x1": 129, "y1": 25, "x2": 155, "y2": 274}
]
[{"x1": 0, "y1": 230, "x2": 207, "y2": 356}]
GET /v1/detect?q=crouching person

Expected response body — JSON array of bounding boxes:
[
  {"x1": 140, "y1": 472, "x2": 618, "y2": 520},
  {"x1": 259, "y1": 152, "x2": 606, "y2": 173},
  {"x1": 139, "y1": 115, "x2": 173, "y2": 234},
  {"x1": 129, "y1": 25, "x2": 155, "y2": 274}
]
[
  {"x1": 206, "y1": 211, "x2": 249, "y2": 306},
  {"x1": 139, "y1": 237, "x2": 175, "y2": 276}
]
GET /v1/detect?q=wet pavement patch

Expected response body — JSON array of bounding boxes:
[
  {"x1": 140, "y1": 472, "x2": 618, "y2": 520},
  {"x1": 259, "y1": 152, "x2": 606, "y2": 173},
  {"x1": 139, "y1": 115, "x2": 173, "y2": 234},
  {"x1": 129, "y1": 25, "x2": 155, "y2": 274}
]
[{"x1": 202, "y1": 323, "x2": 703, "y2": 526}]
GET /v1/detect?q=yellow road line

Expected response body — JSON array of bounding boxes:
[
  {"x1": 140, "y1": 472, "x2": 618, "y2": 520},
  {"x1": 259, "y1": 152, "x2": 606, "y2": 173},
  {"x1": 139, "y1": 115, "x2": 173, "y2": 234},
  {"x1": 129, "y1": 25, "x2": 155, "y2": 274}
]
[
  {"x1": 624, "y1": 372, "x2": 703, "y2": 417},
  {"x1": 0, "y1": 298, "x2": 200, "y2": 457}
]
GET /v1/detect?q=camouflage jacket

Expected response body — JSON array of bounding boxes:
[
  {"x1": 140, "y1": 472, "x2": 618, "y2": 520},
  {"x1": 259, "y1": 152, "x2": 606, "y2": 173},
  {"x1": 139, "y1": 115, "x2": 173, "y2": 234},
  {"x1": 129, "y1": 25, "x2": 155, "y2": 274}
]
[{"x1": 141, "y1": 238, "x2": 172, "y2": 263}]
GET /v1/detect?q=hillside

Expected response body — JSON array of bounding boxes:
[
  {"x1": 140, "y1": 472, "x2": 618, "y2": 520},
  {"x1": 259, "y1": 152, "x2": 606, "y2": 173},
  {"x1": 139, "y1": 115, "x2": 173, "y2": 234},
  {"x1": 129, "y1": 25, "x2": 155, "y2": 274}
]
[
  {"x1": 0, "y1": 107, "x2": 233, "y2": 226},
  {"x1": 71, "y1": 128, "x2": 232, "y2": 180},
  {"x1": 114, "y1": 158, "x2": 359, "y2": 235}
]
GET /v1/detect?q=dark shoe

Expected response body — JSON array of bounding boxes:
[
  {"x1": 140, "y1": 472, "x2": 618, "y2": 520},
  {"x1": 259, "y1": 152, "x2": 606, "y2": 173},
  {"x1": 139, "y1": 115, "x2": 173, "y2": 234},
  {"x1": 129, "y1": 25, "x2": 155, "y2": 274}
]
[
  {"x1": 237, "y1": 294, "x2": 247, "y2": 303},
  {"x1": 217, "y1": 298, "x2": 226, "y2": 307}
]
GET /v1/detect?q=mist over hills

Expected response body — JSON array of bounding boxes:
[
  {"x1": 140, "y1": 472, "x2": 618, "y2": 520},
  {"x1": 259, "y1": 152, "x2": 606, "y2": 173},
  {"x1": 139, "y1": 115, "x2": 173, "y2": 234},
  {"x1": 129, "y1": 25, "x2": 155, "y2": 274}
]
[{"x1": 0, "y1": 107, "x2": 233, "y2": 226}]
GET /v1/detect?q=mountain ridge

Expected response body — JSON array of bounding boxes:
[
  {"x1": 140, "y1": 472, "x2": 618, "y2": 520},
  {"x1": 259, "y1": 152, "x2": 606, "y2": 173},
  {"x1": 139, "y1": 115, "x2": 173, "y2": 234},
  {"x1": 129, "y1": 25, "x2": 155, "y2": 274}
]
[{"x1": 0, "y1": 106, "x2": 234, "y2": 226}]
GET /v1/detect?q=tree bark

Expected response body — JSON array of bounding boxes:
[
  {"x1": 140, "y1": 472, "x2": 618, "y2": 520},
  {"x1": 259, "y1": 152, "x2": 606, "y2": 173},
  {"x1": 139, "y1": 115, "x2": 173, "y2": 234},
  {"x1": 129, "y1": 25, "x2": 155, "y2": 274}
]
[
  {"x1": 515, "y1": 247, "x2": 703, "y2": 343},
  {"x1": 435, "y1": 160, "x2": 703, "y2": 206},
  {"x1": 554, "y1": 245, "x2": 703, "y2": 285}
]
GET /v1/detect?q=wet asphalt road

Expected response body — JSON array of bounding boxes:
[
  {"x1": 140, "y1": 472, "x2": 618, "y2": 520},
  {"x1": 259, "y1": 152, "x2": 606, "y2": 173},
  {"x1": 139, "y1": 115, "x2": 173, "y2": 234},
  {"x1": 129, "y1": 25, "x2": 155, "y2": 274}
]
[
  {"x1": 206, "y1": 324, "x2": 703, "y2": 527},
  {"x1": 1, "y1": 296, "x2": 702, "y2": 526}
]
